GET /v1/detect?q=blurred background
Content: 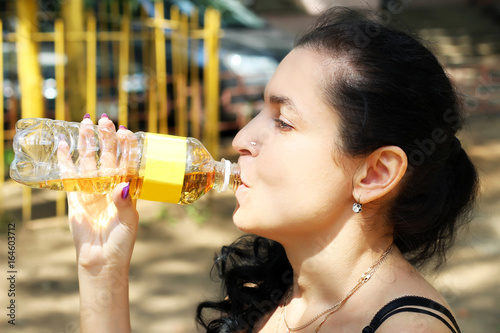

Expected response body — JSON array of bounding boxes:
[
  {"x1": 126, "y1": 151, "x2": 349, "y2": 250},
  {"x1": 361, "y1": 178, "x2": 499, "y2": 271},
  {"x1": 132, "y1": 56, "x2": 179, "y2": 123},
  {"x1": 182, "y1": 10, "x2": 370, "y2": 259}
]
[{"x1": 0, "y1": 0, "x2": 499, "y2": 332}]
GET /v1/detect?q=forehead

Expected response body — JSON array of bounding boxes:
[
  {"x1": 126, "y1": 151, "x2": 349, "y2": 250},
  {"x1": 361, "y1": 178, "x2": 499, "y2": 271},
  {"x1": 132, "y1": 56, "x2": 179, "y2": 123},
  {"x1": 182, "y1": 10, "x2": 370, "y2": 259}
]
[
  {"x1": 264, "y1": 48, "x2": 338, "y2": 123},
  {"x1": 265, "y1": 48, "x2": 324, "y2": 99}
]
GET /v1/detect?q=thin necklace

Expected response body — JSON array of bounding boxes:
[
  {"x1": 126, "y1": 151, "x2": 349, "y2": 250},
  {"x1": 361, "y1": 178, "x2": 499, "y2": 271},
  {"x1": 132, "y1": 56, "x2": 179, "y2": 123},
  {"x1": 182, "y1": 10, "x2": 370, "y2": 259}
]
[
  {"x1": 277, "y1": 243, "x2": 394, "y2": 333},
  {"x1": 275, "y1": 304, "x2": 285, "y2": 332}
]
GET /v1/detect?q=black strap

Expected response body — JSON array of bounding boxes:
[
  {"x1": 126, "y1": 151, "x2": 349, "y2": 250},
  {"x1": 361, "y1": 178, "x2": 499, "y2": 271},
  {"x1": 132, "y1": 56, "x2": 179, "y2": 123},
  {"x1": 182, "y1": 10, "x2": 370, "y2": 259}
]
[{"x1": 362, "y1": 296, "x2": 461, "y2": 333}]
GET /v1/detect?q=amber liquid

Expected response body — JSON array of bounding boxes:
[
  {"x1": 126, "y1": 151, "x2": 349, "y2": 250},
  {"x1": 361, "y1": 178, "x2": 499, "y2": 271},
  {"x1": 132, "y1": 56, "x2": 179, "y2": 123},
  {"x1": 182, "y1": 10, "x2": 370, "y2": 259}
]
[
  {"x1": 179, "y1": 170, "x2": 241, "y2": 204},
  {"x1": 18, "y1": 171, "x2": 223, "y2": 204},
  {"x1": 179, "y1": 171, "x2": 215, "y2": 204},
  {"x1": 20, "y1": 175, "x2": 144, "y2": 198}
]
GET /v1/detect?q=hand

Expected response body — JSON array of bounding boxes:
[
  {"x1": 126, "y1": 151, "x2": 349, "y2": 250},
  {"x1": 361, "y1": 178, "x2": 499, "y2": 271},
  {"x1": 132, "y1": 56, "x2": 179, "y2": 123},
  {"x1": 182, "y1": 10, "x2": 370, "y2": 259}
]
[
  {"x1": 67, "y1": 183, "x2": 138, "y2": 272},
  {"x1": 59, "y1": 115, "x2": 139, "y2": 273}
]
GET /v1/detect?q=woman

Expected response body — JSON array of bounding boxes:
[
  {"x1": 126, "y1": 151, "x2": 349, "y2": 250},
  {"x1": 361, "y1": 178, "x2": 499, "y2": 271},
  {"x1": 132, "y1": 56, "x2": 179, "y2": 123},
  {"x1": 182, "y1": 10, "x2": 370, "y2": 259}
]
[{"x1": 68, "y1": 8, "x2": 478, "y2": 333}]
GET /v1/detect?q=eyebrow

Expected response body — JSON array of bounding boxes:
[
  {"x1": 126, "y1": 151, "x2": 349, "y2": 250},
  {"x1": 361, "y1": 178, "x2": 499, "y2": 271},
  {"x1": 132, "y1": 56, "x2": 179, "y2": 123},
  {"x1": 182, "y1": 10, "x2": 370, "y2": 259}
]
[{"x1": 268, "y1": 94, "x2": 303, "y2": 119}]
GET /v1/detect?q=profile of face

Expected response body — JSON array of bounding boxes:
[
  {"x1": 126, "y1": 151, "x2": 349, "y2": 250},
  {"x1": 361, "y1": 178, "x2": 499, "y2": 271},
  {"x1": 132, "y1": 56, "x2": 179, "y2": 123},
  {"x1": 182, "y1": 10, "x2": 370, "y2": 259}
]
[{"x1": 232, "y1": 48, "x2": 357, "y2": 242}]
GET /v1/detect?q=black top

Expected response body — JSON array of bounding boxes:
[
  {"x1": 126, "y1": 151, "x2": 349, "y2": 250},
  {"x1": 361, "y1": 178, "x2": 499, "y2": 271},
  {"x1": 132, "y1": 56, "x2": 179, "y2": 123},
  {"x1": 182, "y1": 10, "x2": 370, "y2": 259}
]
[{"x1": 362, "y1": 296, "x2": 461, "y2": 333}]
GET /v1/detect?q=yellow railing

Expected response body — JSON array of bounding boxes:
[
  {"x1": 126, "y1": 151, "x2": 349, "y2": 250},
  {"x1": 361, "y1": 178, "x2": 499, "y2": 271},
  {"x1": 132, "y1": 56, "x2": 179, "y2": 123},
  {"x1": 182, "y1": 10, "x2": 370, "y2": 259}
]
[{"x1": 0, "y1": 4, "x2": 222, "y2": 222}]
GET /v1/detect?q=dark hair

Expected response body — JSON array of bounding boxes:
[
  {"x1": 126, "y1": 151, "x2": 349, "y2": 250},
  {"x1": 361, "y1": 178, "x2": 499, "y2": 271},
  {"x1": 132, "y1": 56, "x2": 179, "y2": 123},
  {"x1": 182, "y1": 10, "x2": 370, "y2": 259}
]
[
  {"x1": 196, "y1": 7, "x2": 479, "y2": 331},
  {"x1": 196, "y1": 235, "x2": 292, "y2": 332}
]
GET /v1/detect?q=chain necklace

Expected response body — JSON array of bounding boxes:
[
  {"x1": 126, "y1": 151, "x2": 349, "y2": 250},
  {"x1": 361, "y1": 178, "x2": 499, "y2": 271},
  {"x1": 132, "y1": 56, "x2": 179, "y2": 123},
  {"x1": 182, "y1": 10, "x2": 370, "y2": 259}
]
[{"x1": 276, "y1": 243, "x2": 394, "y2": 333}]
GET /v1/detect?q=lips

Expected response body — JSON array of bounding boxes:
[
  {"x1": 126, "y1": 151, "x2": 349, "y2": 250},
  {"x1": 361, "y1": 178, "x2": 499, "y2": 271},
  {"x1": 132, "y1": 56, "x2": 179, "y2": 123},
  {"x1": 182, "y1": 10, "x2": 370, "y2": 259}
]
[
  {"x1": 236, "y1": 157, "x2": 250, "y2": 193},
  {"x1": 239, "y1": 178, "x2": 249, "y2": 188},
  {"x1": 237, "y1": 158, "x2": 249, "y2": 188},
  {"x1": 237, "y1": 178, "x2": 249, "y2": 191},
  {"x1": 236, "y1": 176, "x2": 249, "y2": 196}
]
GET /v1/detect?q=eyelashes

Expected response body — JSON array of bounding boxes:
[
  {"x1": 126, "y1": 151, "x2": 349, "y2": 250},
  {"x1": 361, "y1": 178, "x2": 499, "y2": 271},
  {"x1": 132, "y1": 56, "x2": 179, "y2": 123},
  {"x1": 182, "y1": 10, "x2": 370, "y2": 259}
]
[{"x1": 273, "y1": 118, "x2": 293, "y2": 132}]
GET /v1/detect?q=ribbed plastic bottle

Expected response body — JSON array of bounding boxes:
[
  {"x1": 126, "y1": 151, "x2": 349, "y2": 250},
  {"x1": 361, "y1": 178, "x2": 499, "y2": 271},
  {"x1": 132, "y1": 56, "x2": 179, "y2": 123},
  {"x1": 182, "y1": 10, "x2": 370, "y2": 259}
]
[{"x1": 10, "y1": 118, "x2": 241, "y2": 204}]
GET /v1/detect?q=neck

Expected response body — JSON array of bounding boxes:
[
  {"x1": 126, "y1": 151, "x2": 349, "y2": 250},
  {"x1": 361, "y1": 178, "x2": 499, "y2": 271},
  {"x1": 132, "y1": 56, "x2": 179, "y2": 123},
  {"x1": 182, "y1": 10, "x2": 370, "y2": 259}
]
[{"x1": 280, "y1": 216, "x2": 393, "y2": 308}]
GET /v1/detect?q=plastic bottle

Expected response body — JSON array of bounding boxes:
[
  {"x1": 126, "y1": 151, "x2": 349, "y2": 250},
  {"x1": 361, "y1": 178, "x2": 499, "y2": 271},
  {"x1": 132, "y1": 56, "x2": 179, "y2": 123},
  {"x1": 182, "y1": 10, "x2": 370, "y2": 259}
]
[{"x1": 10, "y1": 118, "x2": 241, "y2": 204}]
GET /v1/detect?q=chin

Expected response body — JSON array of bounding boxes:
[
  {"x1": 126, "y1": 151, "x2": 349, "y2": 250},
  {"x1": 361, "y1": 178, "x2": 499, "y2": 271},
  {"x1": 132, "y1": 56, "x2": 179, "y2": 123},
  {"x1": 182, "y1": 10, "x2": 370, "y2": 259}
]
[
  {"x1": 232, "y1": 212, "x2": 281, "y2": 243},
  {"x1": 232, "y1": 208, "x2": 259, "y2": 235},
  {"x1": 232, "y1": 207, "x2": 253, "y2": 233}
]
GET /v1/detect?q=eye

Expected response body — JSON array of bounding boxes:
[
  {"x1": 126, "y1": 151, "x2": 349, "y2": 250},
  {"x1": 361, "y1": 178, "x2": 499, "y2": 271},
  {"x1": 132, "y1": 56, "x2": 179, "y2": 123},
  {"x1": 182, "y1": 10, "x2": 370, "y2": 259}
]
[{"x1": 273, "y1": 118, "x2": 293, "y2": 132}]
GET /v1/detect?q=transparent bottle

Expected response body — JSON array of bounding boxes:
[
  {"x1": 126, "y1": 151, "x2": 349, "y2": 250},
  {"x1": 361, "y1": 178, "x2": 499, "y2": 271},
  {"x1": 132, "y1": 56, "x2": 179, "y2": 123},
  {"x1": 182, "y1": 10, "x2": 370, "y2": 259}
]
[{"x1": 10, "y1": 118, "x2": 241, "y2": 204}]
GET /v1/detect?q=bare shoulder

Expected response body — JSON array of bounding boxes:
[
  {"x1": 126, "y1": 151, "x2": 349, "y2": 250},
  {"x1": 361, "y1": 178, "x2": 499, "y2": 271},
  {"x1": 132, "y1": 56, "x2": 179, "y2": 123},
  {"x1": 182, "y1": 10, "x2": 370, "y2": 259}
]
[
  {"x1": 376, "y1": 310, "x2": 457, "y2": 333},
  {"x1": 368, "y1": 255, "x2": 458, "y2": 333}
]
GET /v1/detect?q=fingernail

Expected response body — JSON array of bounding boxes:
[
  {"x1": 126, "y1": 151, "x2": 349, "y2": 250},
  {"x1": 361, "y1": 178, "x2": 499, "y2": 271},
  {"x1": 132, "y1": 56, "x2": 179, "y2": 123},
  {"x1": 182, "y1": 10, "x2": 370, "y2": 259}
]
[
  {"x1": 101, "y1": 113, "x2": 109, "y2": 119},
  {"x1": 119, "y1": 125, "x2": 127, "y2": 130},
  {"x1": 121, "y1": 183, "x2": 130, "y2": 200},
  {"x1": 83, "y1": 113, "x2": 91, "y2": 120}
]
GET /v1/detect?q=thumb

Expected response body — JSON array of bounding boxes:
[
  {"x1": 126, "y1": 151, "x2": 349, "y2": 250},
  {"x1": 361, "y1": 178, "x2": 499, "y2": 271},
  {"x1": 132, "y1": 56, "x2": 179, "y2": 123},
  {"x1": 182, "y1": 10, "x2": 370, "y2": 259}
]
[{"x1": 113, "y1": 182, "x2": 139, "y2": 230}]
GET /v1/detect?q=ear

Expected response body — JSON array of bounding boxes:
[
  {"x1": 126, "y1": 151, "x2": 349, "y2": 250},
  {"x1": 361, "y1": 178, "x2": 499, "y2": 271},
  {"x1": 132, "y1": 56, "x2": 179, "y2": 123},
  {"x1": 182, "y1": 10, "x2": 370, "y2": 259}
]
[{"x1": 352, "y1": 146, "x2": 407, "y2": 204}]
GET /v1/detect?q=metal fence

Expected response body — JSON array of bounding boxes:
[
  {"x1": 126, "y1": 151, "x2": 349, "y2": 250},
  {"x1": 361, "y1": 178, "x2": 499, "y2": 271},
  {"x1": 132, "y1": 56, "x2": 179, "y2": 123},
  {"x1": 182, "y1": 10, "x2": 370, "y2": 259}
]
[{"x1": 0, "y1": 2, "x2": 222, "y2": 222}]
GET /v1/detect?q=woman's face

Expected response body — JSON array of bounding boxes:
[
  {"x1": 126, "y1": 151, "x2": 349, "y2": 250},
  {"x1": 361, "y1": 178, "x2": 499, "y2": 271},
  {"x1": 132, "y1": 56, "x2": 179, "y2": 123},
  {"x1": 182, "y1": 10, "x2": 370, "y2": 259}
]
[{"x1": 232, "y1": 48, "x2": 356, "y2": 241}]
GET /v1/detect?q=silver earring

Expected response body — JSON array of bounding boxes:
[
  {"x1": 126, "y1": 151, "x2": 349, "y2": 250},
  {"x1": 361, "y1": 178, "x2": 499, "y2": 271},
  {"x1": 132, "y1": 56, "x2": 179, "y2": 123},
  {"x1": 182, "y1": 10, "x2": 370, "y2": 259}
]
[
  {"x1": 250, "y1": 141, "x2": 257, "y2": 146},
  {"x1": 352, "y1": 196, "x2": 362, "y2": 213},
  {"x1": 352, "y1": 202, "x2": 362, "y2": 213}
]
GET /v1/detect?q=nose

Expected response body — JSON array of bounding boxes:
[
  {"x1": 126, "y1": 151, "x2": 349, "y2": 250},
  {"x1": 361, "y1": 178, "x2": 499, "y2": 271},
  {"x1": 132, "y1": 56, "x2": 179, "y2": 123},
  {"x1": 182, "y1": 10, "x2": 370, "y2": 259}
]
[
  {"x1": 232, "y1": 120, "x2": 255, "y2": 156},
  {"x1": 232, "y1": 113, "x2": 266, "y2": 156}
]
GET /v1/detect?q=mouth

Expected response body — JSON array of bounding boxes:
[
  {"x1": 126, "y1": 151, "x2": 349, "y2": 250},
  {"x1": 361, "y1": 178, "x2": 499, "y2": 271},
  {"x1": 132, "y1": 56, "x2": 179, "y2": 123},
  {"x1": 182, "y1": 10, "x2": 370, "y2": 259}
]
[
  {"x1": 236, "y1": 158, "x2": 250, "y2": 191},
  {"x1": 237, "y1": 179, "x2": 249, "y2": 191},
  {"x1": 239, "y1": 177, "x2": 248, "y2": 187},
  {"x1": 236, "y1": 177, "x2": 249, "y2": 195},
  {"x1": 236, "y1": 160, "x2": 248, "y2": 188},
  {"x1": 238, "y1": 172, "x2": 250, "y2": 188}
]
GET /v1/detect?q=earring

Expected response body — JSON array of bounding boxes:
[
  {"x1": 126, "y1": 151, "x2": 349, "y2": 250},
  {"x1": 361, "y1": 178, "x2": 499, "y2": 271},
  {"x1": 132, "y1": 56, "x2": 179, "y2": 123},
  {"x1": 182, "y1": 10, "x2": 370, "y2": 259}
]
[
  {"x1": 352, "y1": 196, "x2": 362, "y2": 213},
  {"x1": 250, "y1": 141, "x2": 257, "y2": 146}
]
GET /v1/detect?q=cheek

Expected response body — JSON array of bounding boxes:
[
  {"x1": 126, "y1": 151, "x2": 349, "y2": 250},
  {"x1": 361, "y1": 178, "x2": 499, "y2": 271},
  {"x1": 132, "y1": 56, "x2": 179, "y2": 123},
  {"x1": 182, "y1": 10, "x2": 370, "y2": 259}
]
[{"x1": 257, "y1": 139, "x2": 349, "y2": 207}]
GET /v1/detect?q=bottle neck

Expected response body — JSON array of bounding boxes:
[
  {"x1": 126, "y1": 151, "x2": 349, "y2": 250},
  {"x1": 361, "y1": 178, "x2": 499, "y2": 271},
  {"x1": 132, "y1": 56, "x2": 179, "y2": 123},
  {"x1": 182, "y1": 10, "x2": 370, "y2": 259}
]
[{"x1": 213, "y1": 158, "x2": 241, "y2": 192}]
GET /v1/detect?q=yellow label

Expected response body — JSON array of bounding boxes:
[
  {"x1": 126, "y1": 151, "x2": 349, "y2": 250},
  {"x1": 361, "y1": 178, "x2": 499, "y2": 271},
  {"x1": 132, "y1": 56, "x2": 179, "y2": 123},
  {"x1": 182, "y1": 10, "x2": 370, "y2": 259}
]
[{"x1": 139, "y1": 133, "x2": 187, "y2": 203}]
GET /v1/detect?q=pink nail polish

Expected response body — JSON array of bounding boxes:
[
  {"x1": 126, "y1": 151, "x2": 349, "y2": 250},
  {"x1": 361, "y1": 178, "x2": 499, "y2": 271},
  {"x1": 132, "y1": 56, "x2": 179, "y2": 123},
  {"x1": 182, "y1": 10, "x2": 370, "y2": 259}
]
[
  {"x1": 101, "y1": 113, "x2": 109, "y2": 119},
  {"x1": 121, "y1": 183, "x2": 130, "y2": 200},
  {"x1": 119, "y1": 125, "x2": 127, "y2": 130},
  {"x1": 83, "y1": 113, "x2": 91, "y2": 120}
]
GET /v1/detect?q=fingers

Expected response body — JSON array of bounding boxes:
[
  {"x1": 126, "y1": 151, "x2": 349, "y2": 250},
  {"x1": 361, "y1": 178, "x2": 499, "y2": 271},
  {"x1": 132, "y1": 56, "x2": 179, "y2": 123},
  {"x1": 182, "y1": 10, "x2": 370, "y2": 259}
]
[
  {"x1": 77, "y1": 114, "x2": 98, "y2": 177},
  {"x1": 74, "y1": 113, "x2": 133, "y2": 196},
  {"x1": 97, "y1": 114, "x2": 118, "y2": 176},
  {"x1": 113, "y1": 182, "x2": 139, "y2": 231},
  {"x1": 57, "y1": 135, "x2": 76, "y2": 179},
  {"x1": 117, "y1": 125, "x2": 140, "y2": 179},
  {"x1": 117, "y1": 126, "x2": 131, "y2": 177}
]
